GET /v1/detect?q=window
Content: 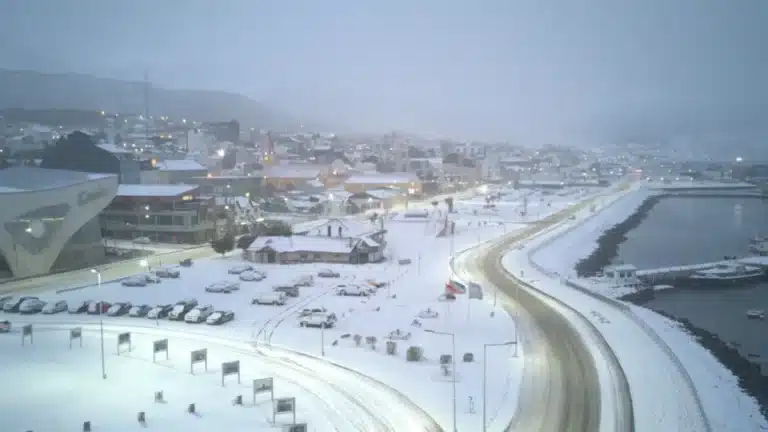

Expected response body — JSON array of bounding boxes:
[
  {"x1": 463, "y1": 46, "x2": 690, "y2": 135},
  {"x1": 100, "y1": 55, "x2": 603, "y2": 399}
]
[
  {"x1": 173, "y1": 216, "x2": 184, "y2": 226},
  {"x1": 191, "y1": 215, "x2": 199, "y2": 225},
  {"x1": 155, "y1": 215, "x2": 173, "y2": 225}
]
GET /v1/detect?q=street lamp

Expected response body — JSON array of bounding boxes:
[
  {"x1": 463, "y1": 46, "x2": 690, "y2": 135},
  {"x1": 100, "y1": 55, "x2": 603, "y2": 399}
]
[
  {"x1": 425, "y1": 329, "x2": 457, "y2": 432},
  {"x1": 90, "y1": 269, "x2": 106, "y2": 380},
  {"x1": 482, "y1": 341, "x2": 516, "y2": 432}
]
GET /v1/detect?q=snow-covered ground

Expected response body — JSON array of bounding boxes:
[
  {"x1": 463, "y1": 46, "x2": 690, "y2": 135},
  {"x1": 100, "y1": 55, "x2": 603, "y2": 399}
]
[
  {"x1": 516, "y1": 184, "x2": 768, "y2": 431},
  {"x1": 0, "y1": 186, "x2": 597, "y2": 431}
]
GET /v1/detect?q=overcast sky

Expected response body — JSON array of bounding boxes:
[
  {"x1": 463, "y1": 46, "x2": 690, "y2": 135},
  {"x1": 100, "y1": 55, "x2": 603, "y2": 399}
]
[{"x1": 1, "y1": 0, "x2": 766, "y2": 142}]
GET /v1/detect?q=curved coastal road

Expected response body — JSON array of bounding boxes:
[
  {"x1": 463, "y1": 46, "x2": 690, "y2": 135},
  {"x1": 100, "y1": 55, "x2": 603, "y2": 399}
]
[{"x1": 453, "y1": 197, "x2": 633, "y2": 432}]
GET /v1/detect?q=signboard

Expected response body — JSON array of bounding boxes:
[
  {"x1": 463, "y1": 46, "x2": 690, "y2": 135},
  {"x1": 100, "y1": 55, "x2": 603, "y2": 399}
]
[
  {"x1": 21, "y1": 324, "x2": 33, "y2": 346},
  {"x1": 153, "y1": 339, "x2": 168, "y2": 362},
  {"x1": 117, "y1": 332, "x2": 131, "y2": 354},
  {"x1": 69, "y1": 327, "x2": 83, "y2": 348},
  {"x1": 468, "y1": 282, "x2": 483, "y2": 300},
  {"x1": 221, "y1": 360, "x2": 240, "y2": 386},
  {"x1": 190, "y1": 349, "x2": 208, "y2": 374},
  {"x1": 273, "y1": 397, "x2": 297, "y2": 424},
  {"x1": 253, "y1": 377, "x2": 274, "y2": 404}
]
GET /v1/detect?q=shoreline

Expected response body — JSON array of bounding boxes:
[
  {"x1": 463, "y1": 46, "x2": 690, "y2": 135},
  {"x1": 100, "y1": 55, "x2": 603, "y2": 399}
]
[{"x1": 567, "y1": 190, "x2": 768, "y2": 420}]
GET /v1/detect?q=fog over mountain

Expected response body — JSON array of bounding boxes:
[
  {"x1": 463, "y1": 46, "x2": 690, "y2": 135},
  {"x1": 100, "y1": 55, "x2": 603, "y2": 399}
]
[{"x1": 1, "y1": 0, "x2": 766, "y2": 143}]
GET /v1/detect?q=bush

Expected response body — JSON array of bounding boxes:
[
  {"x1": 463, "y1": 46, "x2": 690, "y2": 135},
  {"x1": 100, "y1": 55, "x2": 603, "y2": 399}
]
[
  {"x1": 353, "y1": 334, "x2": 362, "y2": 347},
  {"x1": 406, "y1": 346, "x2": 423, "y2": 362},
  {"x1": 386, "y1": 341, "x2": 397, "y2": 355},
  {"x1": 463, "y1": 352, "x2": 474, "y2": 362},
  {"x1": 211, "y1": 234, "x2": 235, "y2": 255},
  {"x1": 365, "y1": 336, "x2": 377, "y2": 350},
  {"x1": 439, "y1": 354, "x2": 452, "y2": 365}
]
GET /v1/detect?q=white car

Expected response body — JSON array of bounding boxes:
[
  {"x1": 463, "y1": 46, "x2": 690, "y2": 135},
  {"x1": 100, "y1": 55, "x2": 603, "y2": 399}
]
[
  {"x1": 252, "y1": 292, "x2": 286, "y2": 306},
  {"x1": 335, "y1": 284, "x2": 369, "y2": 297},
  {"x1": 19, "y1": 298, "x2": 46, "y2": 314},
  {"x1": 184, "y1": 305, "x2": 214, "y2": 323},
  {"x1": 205, "y1": 281, "x2": 239, "y2": 293},
  {"x1": 133, "y1": 236, "x2": 151, "y2": 244},
  {"x1": 239, "y1": 270, "x2": 266, "y2": 281},
  {"x1": 317, "y1": 269, "x2": 340, "y2": 278},
  {"x1": 299, "y1": 307, "x2": 328, "y2": 317},
  {"x1": 155, "y1": 267, "x2": 180, "y2": 278},
  {"x1": 42, "y1": 300, "x2": 68, "y2": 314},
  {"x1": 121, "y1": 276, "x2": 148, "y2": 287},
  {"x1": 293, "y1": 275, "x2": 314, "y2": 287},
  {"x1": 228, "y1": 265, "x2": 253, "y2": 275},
  {"x1": 299, "y1": 312, "x2": 337, "y2": 328}
]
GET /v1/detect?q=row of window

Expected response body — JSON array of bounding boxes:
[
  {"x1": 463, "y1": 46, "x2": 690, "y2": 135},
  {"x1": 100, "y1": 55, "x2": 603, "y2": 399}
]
[{"x1": 101, "y1": 214, "x2": 202, "y2": 227}]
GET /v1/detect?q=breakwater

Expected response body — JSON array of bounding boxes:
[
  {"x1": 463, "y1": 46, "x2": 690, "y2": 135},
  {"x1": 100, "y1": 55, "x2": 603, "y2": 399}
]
[
  {"x1": 574, "y1": 194, "x2": 662, "y2": 277},
  {"x1": 651, "y1": 309, "x2": 768, "y2": 420}
]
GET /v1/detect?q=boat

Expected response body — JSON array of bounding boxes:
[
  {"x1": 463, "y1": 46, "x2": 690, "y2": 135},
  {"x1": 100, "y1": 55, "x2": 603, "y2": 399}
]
[
  {"x1": 749, "y1": 241, "x2": 768, "y2": 256},
  {"x1": 688, "y1": 263, "x2": 766, "y2": 286},
  {"x1": 746, "y1": 309, "x2": 765, "y2": 320}
]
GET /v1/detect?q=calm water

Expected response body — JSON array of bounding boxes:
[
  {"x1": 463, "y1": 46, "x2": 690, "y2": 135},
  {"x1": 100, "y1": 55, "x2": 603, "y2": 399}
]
[{"x1": 616, "y1": 196, "x2": 768, "y2": 360}]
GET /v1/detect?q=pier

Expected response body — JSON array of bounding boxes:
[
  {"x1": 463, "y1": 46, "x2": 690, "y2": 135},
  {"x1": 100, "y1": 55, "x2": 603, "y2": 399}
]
[{"x1": 636, "y1": 256, "x2": 768, "y2": 285}]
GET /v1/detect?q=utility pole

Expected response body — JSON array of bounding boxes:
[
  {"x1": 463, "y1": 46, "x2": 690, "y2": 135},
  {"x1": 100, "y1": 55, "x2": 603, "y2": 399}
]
[{"x1": 143, "y1": 70, "x2": 151, "y2": 148}]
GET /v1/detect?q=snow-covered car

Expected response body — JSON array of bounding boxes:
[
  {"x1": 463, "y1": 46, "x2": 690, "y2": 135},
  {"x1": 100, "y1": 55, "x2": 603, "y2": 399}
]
[
  {"x1": 42, "y1": 300, "x2": 68, "y2": 314},
  {"x1": 335, "y1": 284, "x2": 368, "y2": 297},
  {"x1": 155, "y1": 267, "x2": 181, "y2": 278},
  {"x1": 206, "y1": 311, "x2": 235, "y2": 325},
  {"x1": 299, "y1": 312, "x2": 337, "y2": 328},
  {"x1": 132, "y1": 236, "x2": 151, "y2": 244},
  {"x1": 3, "y1": 296, "x2": 39, "y2": 313},
  {"x1": 87, "y1": 301, "x2": 111, "y2": 315},
  {"x1": 299, "y1": 307, "x2": 328, "y2": 317},
  {"x1": 106, "y1": 302, "x2": 132, "y2": 317},
  {"x1": 179, "y1": 258, "x2": 193, "y2": 267},
  {"x1": 317, "y1": 269, "x2": 340, "y2": 278},
  {"x1": 272, "y1": 285, "x2": 299, "y2": 297},
  {"x1": 184, "y1": 305, "x2": 214, "y2": 323},
  {"x1": 205, "y1": 281, "x2": 239, "y2": 293},
  {"x1": 128, "y1": 304, "x2": 152, "y2": 317},
  {"x1": 293, "y1": 275, "x2": 314, "y2": 287},
  {"x1": 147, "y1": 304, "x2": 173, "y2": 319},
  {"x1": 252, "y1": 292, "x2": 286, "y2": 306},
  {"x1": 239, "y1": 270, "x2": 266, "y2": 282},
  {"x1": 169, "y1": 299, "x2": 198, "y2": 321},
  {"x1": 228, "y1": 265, "x2": 253, "y2": 275},
  {"x1": 0, "y1": 321, "x2": 10, "y2": 333},
  {"x1": 387, "y1": 329, "x2": 412, "y2": 340},
  {"x1": 365, "y1": 279, "x2": 388, "y2": 288},
  {"x1": 417, "y1": 308, "x2": 439, "y2": 319},
  {"x1": 0, "y1": 296, "x2": 13, "y2": 310},
  {"x1": 68, "y1": 301, "x2": 90, "y2": 314},
  {"x1": 121, "y1": 276, "x2": 147, "y2": 287},
  {"x1": 19, "y1": 298, "x2": 46, "y2": 314}
]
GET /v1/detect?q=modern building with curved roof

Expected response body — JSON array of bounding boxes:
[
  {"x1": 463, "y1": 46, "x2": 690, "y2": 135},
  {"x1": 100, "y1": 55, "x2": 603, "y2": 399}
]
[{"x1": 0, "y1": 166, "x2": 118, "y2": 278}]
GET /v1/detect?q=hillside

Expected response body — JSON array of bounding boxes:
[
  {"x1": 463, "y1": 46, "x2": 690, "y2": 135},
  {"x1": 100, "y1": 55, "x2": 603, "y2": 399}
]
[{"x1": 0, "y1": 69, "x2": 300, "y2": 130}]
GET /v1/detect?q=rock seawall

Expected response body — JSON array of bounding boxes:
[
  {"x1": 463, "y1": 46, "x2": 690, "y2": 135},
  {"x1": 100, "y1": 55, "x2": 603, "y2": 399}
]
[{"x1": 574, "y1": 195, "x2": 662, "y2": 277}]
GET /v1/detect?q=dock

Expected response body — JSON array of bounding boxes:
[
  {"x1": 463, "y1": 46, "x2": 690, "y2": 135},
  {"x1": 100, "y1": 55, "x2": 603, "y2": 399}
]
[{"x1": 636, "y1": 256, "x2": 768, "y2": 284}]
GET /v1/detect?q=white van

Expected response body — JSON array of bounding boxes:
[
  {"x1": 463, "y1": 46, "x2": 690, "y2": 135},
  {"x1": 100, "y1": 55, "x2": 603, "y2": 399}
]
[{"x1": 252, "y1": 292, "x2": 286, "y2": 306}]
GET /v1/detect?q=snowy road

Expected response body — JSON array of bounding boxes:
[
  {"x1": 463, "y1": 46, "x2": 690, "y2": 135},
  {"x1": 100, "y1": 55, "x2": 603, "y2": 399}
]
[{"x1": 9, "y1": 319, "x2": 442, "y2": 432}]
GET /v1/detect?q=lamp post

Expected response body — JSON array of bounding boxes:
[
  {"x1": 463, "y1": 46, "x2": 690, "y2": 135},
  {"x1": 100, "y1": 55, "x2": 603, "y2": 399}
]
[
  {"x1": 425, "y1": 329, "x2": 456, "y2": 432},
  {"x1": 483, "y1": 341, "x2": 516, "y2": 431},
  {"x1": 90, "y1": 269, "x2": 106, "y2": 380}
]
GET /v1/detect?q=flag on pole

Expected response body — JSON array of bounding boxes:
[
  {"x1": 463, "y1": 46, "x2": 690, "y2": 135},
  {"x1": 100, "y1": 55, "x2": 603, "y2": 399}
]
[
  {"x1": 445, "y1": 279, "x2": 467, "y2": 294},
  {"x1": 468, "y1": 282, "x2": 483, "y2": 300}
]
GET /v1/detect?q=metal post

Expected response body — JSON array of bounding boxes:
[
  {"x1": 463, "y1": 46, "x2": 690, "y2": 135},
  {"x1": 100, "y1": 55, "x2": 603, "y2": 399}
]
[
  {"x1": 483, "y1": 344, "x2": 488, "y2": 432},
  {"x1": 451, "y1": 332, "x2": 457, "y2": 432},
  {"x1": 321, "y1": 324, "x2": 325, "y2": 356},
  {"x1": 92, "y1": 269, "x2": 107, "y2": 380}
]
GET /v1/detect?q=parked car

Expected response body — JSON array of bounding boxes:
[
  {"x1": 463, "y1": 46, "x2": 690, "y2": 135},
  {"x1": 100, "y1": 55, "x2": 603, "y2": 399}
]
[
  {"x1": 155, "y1": 267, "x2": 181, "y2": 278},
  {"x1": 3, "y1": 296, "x2": 39, "y2": 313},
  {"x1": 205, "y1": 281, "x2": 239, "y2": 293},
  {"x1": 272, "y1": 285, "x2": 299, "y2": 297},
  {"x1": 228, "y1": 265, "x2": 253, "y2": 275},
  {"x1": 318, "y1": 269, "x2": 340, "y2": 278},
  {"x1": 0, "y1": 296, "x2": 13, "y2": 310},
  {"x1": 252, "y1": 292, "x2": 286, "y2": 306},
  {"x1": 42, "y1": 300, "x2": 68, "y2": 314},
  {"x1": 106, "y1": 302, "x2": 132, "y2": 317},
  {"x1": 184, "y1": 305, "x2": 214, "y2": 323},
  {"x1": 179, "y1": 258, "x2": 193, "y2": 267},
  {"x1": 239, "y1": 270, "x2": 266, "y2": 282},
  {"x1": 147, "y1": 304, "x2": 173, "y2": 319},
  {"x1": 0, "y1": 320, "x2": 10, "y2": 333},
  {"x1": 299, "y1": 307, "x2": 328, "y2": 317},
  {"x1": 68, "y1": 300, "x2": 90, "y2": 314},
  {"x1": 128, "y1": 304, "x2": 152, "y2": 317},
  {"x1": 19, "y1": 298, "x2": 46, "y2": 314},
  {"x1": 299, "y1": 312, "x2": 337, "y2": 328},
  {"x1": 133, "y1": 236, "x2": 151, "y2": 244},
  {"x1": 169, "y1": 299, "x2": 198, "y2": 321},
  {"x1": 335, "y1": 284, "x2": 369, "y2": 297},
  {"x1": 206, "y1": 310, "x2": 235, "y2": 325},
  {"x1": 294, "y1": 275, "x2": 314, "y2": 287},
  {"x1": 87, "y1": 301, "x2": 112, "y2": 315}
]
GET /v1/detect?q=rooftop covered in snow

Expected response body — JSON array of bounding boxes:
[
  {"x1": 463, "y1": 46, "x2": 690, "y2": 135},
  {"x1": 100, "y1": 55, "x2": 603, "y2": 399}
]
[
  {"x1": 116, "y1": 184, "x2": 200, "y2": 197},
  {"x1": 0, "y1": 167, "x2": 115, "y2": 193},
  {"x1": 154, "y1": 159, "x2": 208, "y2": 172},
  {"x1": 345, "y1": 173, "x2": 419, "y2": 185}
]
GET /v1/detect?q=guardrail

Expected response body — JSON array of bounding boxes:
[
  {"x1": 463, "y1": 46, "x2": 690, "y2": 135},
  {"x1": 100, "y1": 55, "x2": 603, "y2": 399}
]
[{"x1": 524, "y1": 188, "x2": 713, "y2": 432}]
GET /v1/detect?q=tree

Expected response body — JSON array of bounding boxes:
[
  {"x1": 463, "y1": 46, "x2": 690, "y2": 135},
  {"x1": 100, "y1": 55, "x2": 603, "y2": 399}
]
[
  {"x1": 444, "y1": 197, "x2": 455, "y2": 213},
  {"x1": 211, "y1": 234, "x2": 235, "y2": 255},
  {"x1": 256, "y1": 220, "x2": 292, "y2": 236},
  {"x1": 236, "y1": 234, "x2": 256, "y2": 250}
]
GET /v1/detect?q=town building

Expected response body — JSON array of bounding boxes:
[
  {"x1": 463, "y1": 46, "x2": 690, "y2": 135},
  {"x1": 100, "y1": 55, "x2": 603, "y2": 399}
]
[
  {"x1": 99, "y1": 184, "x2": 216, "y2": 244},
  {"x1": 0, "y1": 166, "x2": 118, "y2": 278},
  {"x1": 343, "y1": 173, "x2": 422, "y2": 195},
  {"x1": 139, "y1": 159, "x2": 208, "y2": 184}
]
